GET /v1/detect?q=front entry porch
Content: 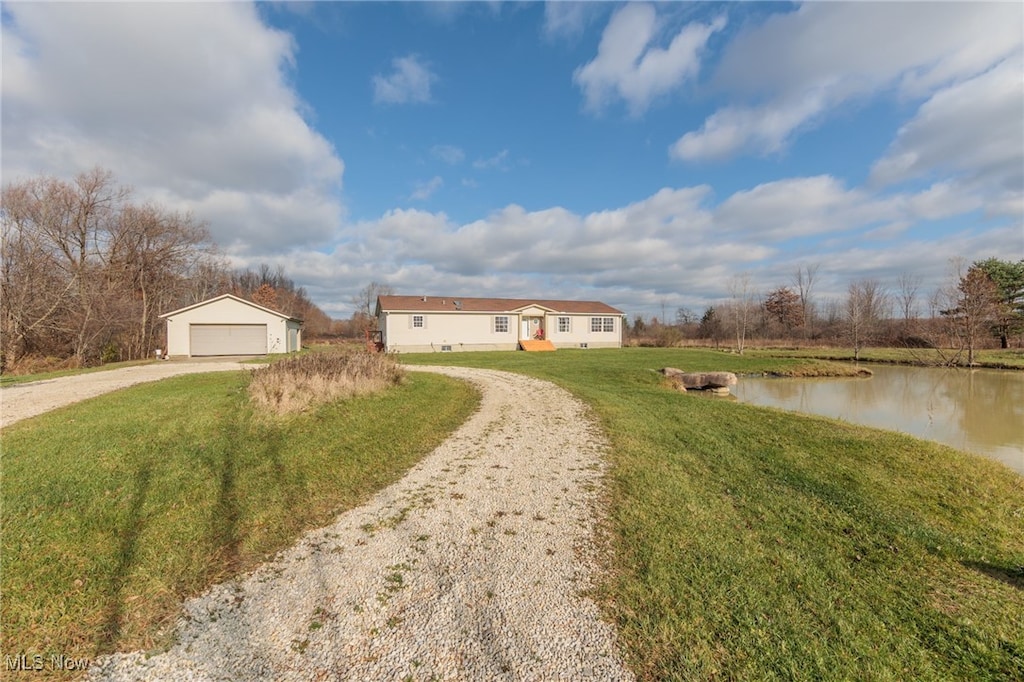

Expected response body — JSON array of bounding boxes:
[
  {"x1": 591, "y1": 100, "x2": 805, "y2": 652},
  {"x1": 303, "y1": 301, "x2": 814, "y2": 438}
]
[
  {"x1": 519, "y1": 315, "x2": 555, "y2": 351},
  {"x1": 520, "y1": 315, "x2": 545, "y2": 341},
  {"x1": 519, "y1": 339, "x2": 556, "y2": 351}
]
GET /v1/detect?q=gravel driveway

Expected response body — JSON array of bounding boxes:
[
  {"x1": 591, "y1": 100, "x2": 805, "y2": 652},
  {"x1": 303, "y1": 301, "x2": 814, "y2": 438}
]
[
  {"x1": 85, "y1": 365, "x2": 634, "y2": 681},
  {"x1": 0, "y1": 360, "x2": 257, "y2": 429}
]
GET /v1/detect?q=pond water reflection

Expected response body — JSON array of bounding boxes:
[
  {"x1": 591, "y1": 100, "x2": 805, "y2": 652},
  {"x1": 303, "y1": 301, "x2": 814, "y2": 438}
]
[{"x1": 732, "y1": 364, "x2": 1024, "y2": 475}]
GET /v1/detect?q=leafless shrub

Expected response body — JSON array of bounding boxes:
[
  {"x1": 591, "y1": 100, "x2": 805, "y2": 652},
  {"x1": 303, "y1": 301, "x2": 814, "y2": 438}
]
[{"x1": 248, "y1": 351, "x2": 404, "y2": 415}]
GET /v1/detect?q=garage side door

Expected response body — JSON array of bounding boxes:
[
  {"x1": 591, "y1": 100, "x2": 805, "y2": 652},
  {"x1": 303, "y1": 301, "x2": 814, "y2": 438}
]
[{"x1": 189, "y1": 324, "x2": 267, "y2": 356}]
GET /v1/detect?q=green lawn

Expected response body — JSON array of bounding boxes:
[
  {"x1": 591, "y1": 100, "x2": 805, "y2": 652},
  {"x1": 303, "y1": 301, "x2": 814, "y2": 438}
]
[
  {"x1": 403, "y1": 348, "x2": 1024, "y2": 681},
  {"x1": 4, "y1": 348, "x2": 1021, "y2": 680},
  {"x1": 1, "y1": 369, "x2": 478, "y2": 670}
]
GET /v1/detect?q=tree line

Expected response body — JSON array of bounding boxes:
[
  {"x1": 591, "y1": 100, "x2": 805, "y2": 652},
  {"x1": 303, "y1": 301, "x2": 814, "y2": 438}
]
[
  {"x1": 629, "y1": 259, "x2": 1024, "y2": 364},
  {"x1": 1, "y1": 169, "x2": 333, "y2": 373},
  {"x1": 6, "y1": 169, "x2": 1018, "y2": 371}
]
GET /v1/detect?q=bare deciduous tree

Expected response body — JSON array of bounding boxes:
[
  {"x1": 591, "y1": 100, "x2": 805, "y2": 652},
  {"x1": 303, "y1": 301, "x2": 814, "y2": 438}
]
[
  {"x1": 351, "y1": 281, "x2": 395, "y2": 330},
  {"x1": 185, "y1": 259, "x2": 232, "y2": 304},
  {"x1": 941, "y1": 259, "x2": 1000, "y2": 366},
  {"x1": 1, "y1": 183, "x2": 72, "y2": 368},
  {"x1": 107, "y1": 203, "x2": 213, "y2": 359},
  {"x1": 845, "y1": 279, "x2": 889, "y2": 361},
  {"x1": 896, "y1": 273, "x2": 922, "y2": 327},
  {"x1": 726, "y1": 274, "x2": 756, "y2": 354},
  {"x1": 1, "y1": 169, "x2": 216, "y2": 369},
  {"x1": 792, "y1": 263, "x2": 819, "y2": 337}
]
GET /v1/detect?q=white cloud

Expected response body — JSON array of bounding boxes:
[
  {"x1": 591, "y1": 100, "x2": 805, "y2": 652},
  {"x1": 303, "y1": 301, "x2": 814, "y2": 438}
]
[
  {"x1": 713, "y1": 175, "x2": 987, "y2": 244},
  {"x1": 473, "y1": 149, "x2": 510, "y2": 170},
  {"x1": 372, "y1": 55, "x2": 437, "y2": 105},
  {"x1": 714, "y1": 176, "x2": 865, "y2": 239},
  {"x1": 231, "y1": 171, "x2": 1017, "y2": 319},
  {"x1": 870, "y1": 57, "x2": 1024, "y2": 206},
  {"x1": 410, "y1": 176, "x2": 444, "y2": 201},
  {"x1": 542, "y1": 2, "x2": 599, "y2": 41},
  {"x1": 674, "y1": 2, "x2": 1023, "y2": 162},
  {"x1": 188, "y1": 186, "x2": 343, "y2": 254},
  {"x1": 350, "y1": 177, "x2": 998, "y2": 314},
  {"x1": 671, "y1": 91, "x2": 828, "y2": 161},
  {"x1": 431, "y1": 144, "x2": 465, "y2": 165},
  {"x1": 574, "y1": 4, "x2": 725, "y2": 116},
  {"x1": 1, "y1": 2, "x2": 344, "y2": 254}
]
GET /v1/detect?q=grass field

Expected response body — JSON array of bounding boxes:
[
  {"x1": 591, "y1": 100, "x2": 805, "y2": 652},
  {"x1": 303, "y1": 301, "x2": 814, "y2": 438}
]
[
  {"x1": 403, "y1": 348, "x2": 1024, "y2": 681},
  {"x1": 1, "y1": 369, "x2": 478, "y2": 674},
  {"x1": 4, "y1": 348, "x2": 1021, "y2": 680}
]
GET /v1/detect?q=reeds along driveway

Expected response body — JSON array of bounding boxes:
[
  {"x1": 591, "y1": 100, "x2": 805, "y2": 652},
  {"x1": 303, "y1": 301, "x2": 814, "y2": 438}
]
[{"x1": 248, "y1": 351, "x2": 405, "y2": 415}]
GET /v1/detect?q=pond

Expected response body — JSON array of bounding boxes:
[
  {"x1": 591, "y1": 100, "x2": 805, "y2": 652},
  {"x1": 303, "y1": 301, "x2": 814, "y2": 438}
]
[{"x1": 732, "y1": 364, "x2": 1024, "y2": 475}]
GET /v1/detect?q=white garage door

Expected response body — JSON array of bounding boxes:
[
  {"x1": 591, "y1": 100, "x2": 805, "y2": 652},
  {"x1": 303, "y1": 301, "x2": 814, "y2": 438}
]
[{"x1": 189, "y1": 324, "x2": 267, "y2": 356}]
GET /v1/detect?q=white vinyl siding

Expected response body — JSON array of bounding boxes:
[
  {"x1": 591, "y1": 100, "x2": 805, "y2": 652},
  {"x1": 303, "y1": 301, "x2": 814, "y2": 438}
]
[
  {"x1": 189, "y1": 324, "x2": 267, "y2": 356},
  {"x1": 162, "y1": 294, "x2": 299, "y2": 357},
  {"x1": 374, "y1": 302, "x2": 622, "y2": 352}
]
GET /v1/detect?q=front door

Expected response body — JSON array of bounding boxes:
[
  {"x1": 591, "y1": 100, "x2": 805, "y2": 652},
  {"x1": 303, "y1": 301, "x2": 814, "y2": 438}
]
[{"x1": 521, "y1": 316, "x2": 544, "y2": 340}]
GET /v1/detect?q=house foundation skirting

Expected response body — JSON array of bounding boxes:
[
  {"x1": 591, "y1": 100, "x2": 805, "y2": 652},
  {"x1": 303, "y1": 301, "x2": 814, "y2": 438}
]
[
  {"x1": 387, "y1": 342, "x2": 520, "y2": 353},
  {"x1": 387, "y1": 341, "x2": 622, "y2": 353}
]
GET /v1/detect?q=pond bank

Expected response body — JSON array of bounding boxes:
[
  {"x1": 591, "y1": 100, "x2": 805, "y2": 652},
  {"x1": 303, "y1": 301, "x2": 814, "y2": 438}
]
[
  {"x1": 734, "y1": 363, "x2": 1024, "y2": 475},
  {"x1": 749, "y1": 347, "x2": 1024, "y2": 371}
]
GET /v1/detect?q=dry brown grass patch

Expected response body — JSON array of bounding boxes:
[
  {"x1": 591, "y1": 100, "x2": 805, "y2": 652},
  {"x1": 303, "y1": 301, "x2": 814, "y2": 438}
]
[
  {"x1": 776, "y1": 360, "x2": 873, "y2": 378},
  {"x1": 249, "y1": 351, "x2": 405, "y2": 415}
]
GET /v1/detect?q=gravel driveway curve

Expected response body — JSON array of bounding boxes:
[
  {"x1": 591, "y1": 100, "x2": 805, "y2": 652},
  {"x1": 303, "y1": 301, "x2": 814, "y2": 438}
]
[
  {"x1": 0, "y1": 360, "x2": 257, "y2": 429},
  {"x1": 86, "y1": 365, "x2": 634, "y2": 681}
]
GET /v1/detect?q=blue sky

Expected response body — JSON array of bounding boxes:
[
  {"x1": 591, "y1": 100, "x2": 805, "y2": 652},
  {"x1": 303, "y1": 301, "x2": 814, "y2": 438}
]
[{"x1": 3, "y1": 2, "x2": 1022, "y2": 319}]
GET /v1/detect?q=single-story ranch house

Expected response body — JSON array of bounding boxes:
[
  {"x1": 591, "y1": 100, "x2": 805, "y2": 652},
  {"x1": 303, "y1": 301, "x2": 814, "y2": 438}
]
[
  {"x1": 375, "y1": 295, "x2": 625, "y2": 353},
  {"x1": 160, "y1": 294, "x2": 302, "y2": 357}
]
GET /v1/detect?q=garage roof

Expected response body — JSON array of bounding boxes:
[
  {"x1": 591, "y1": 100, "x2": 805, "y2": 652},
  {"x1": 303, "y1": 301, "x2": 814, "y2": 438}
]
[{"x1": 159, "y1": 293, "x2": 302, "y2": 322}]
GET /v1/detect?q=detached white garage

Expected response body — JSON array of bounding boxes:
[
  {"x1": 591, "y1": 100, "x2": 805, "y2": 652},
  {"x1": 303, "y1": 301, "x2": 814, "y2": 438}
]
[{"x1": 160, "y1": 294, "x2": 302, "y2": 357}]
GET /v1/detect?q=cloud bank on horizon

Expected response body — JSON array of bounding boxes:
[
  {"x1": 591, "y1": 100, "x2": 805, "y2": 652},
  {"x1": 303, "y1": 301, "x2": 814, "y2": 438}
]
[{"x1": 2, "y1": 1, "x2": 1021, "y2": 319}]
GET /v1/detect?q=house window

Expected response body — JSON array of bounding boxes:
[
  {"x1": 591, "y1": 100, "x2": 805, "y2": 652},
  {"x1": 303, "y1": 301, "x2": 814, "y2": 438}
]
[
  {"x1": 590, "y1": 317, "x2": 602, "y2": 333},
  {"x1": 558, "y1": 316, "x2": 570, "y2": 333},
  {"x1": 412, "y1": 315, "x2": 424, "y2": 328},
  {"x1": 603, "y1": 317, "x2": 615, "y2": 332},
  {"x1": 441, "y1": 344, "x2": 452, "y2": 352},
  {"x1": 591, "y1": 316, "x2": 615, "y2": 332},
  {"x1": 494, "y1": 316, "x2": 509, "y2": 333}
]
